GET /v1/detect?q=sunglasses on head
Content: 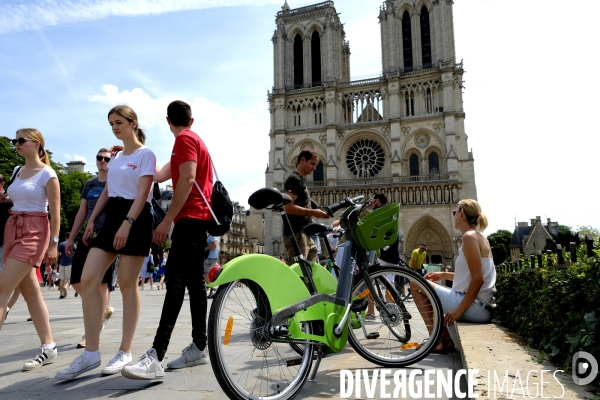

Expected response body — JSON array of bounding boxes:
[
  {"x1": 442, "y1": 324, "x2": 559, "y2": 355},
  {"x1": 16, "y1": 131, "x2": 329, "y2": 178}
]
[
  {"x1": 12, "y1": 137, "x2": 36, "y2": 146},
  {"x1": 96, "y1": 156, "x2": 111, "y2": 162},
  {"x1": 452, "y1": 209, "x2": 462, "y2": 216}
]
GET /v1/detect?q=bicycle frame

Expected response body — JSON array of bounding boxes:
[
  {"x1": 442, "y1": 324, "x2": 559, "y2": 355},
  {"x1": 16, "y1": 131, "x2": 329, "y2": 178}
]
[{"x1": 208, "y1": 197, "x2": 400, "y2": 353}]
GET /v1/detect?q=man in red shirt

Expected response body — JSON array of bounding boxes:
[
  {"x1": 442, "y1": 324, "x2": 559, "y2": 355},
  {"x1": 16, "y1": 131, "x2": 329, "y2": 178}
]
[{"x1": 122, "y1": 100, "x2": 213, "y2": 380}]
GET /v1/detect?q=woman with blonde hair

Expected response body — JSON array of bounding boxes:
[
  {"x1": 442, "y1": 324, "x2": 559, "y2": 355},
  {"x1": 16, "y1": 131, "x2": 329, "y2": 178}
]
[
  {"x1": 57, "y1": 105, "x2": 156, "y2": 380},
  {"x1": 0, "y1": 128, "x2": 60, "y2": 370},
  {"x1": 422, "y1": 199, "x2": 496, "y2": 352}
]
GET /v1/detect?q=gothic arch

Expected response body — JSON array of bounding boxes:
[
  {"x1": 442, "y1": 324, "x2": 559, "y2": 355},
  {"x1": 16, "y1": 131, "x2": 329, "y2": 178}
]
[
  {"x1": 395, "y1": 3, "x2": 414, "y2": 18},
  {"x1": 287, "y1": 24, "x2": 306, "y2": 39},
  {"x1": 424, "y1": 146, "x2": 444, "y2": 174},
  {"x1": 415, "y1": 0, "x2": 433, "y2": 14},
  {"x1": 339, "y1": 129, "x2": 391, "y2": 154},
  {"x1": 401, "y1": 128, "x2": 445, "y2": 158},
  {"x1": 286, "y1": 139, "x2": 326, "y2": 170},
  {"x1": 405, "y1": 215, "x2": 453, "y2": 262},
  {"x1": 306, "y1": 21, "x2": 324, "y2": 37}
]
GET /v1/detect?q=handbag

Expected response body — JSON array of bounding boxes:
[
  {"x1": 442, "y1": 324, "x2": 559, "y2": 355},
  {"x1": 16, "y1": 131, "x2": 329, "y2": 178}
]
[
  {"x1": 147, "y1": 260, "x2": 154, "y2": 273},
  {"x1": 150, "y1": 198, "x2": 166, "y2": 230}
]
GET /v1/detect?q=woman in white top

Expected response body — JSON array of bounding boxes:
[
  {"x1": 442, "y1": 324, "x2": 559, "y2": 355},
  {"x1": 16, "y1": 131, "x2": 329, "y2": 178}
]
[
  {"x1": 0, "y1": 128, "x2": 60, "y2": 371},
  {"x1": 422, "y1": 199, "x2": 496, "y2": 352},
  {"x1": 57, "y1": 105, "x2": 156, "y2": 381}
]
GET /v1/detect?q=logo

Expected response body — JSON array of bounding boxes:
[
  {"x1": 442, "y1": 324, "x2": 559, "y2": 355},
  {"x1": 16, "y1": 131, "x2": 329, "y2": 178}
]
[
  {"x1": 126, "y1": 163, "x2": 138, "y2": 170},
  {"x1": 572, "y1": 351, "x2": 598, "y2": 386}
]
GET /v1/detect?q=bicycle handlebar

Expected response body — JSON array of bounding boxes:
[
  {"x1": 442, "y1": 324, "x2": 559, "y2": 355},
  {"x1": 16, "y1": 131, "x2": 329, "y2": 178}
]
[{"x1": 325, "y1": 195, "x2": 364, "y2": 217}]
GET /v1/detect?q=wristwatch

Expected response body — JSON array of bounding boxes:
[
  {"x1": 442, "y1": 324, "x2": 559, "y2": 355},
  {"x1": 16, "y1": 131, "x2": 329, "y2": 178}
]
[
  {"x1": 124, "y1": 217, "x2": 135, "y2": 225},
  {"x1": 50, "y1": 237, "x2": 59, "y2": 243}
]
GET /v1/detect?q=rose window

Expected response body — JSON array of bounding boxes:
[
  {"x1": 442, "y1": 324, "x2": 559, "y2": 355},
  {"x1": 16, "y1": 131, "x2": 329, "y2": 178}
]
[{"x1": 346, "y1": 139, "x2": 385, "y2": 178}]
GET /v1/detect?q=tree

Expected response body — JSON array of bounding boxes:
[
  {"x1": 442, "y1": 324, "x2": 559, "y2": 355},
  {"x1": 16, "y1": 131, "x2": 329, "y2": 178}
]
[
  {"x1": 553, "y1": 225, "x2": 580, "y2": 250},
  {"x1": 577, "y1": 225, "x2": 600, "y2": 241},
  {"x1": 487, "y1": 229, "x2": 513, "y2": 265},
  {"x1": 56, "y1": 170, "x2": 93, "y2": 234},
  {"x1": 0, "y1": 136, "x2": 24, "y2": 178}
]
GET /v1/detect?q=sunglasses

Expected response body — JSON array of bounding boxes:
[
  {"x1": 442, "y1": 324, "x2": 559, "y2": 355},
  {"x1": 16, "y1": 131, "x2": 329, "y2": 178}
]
[
  {"x1": 96, "y1": 156, "x2": 111, "y2": 162},
  {"x1": 12, "y1": 137, "x2": 37, "y2": 146}
]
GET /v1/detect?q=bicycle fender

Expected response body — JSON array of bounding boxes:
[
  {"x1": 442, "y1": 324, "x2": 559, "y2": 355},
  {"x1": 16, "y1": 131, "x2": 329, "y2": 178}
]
[
  {"x1": 207, "y1": 254, "x2": 310, "y2": 312},
  {"x1": 290, "y1": 262, "x2": 338, "y2": 295}
]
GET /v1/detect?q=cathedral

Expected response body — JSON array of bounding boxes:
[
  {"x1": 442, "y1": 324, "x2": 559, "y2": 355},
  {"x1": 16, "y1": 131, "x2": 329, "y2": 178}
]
[{"x1": 264, "y1": 0, "x2": 478, "y2": 266}]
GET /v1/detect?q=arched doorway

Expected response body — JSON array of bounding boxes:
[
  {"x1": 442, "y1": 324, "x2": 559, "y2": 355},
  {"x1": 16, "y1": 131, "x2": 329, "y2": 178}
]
[{"x1": 405, "y1": 215, "x2": 453, "y2": 266}]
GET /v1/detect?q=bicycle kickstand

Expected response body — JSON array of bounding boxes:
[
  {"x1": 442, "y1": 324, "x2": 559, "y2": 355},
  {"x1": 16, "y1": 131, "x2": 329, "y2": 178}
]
[{"x1": 308, "y1": 344, "x2": 325, "y2": 382}]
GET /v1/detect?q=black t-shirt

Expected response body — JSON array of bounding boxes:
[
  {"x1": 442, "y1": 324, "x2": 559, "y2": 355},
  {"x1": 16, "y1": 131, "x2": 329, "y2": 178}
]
[{"x1": 283, "y1": 171, "x2": 312, "y2": 236}]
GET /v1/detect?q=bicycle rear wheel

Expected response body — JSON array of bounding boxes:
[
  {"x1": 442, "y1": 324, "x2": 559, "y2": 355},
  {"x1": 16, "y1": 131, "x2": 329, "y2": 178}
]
[
  {"x1": 207, "y1": 280, "x2": 314, "y2": 400},
  {"x1": 348, "y1": 266, "x2": 443, "y2": 367}
]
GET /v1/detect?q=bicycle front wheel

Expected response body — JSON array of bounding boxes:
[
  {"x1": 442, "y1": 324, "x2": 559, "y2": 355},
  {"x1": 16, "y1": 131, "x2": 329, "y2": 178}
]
[
  {"x1": 208, "y1": 280, "x2": 314, "y2": 400},
  {"x1": 348, "y1": 266, "x2": 443, "y2": 367}
]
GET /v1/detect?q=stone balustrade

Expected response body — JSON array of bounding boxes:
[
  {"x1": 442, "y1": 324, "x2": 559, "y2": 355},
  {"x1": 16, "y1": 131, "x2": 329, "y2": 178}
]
[{"x1": 275, "y1": 175, "x2": 460, "y2": 207}]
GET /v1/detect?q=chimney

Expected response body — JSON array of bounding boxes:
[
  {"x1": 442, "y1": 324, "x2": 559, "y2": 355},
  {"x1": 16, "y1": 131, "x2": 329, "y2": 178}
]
[{"x1": 530, "y1": 218, "x2": 536, "y2": 226}]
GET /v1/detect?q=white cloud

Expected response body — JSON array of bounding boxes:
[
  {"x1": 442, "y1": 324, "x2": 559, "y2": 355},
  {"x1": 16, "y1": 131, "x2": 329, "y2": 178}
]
[
  {"x1": 0, "y1": 0, "x2": 282, "y2": 34},
  {"x1": 73, "y1": 154, "x2": 88, "y2": 163},
  {"x1": 90, "y1": 84, "x2": 269, "y2": 206}
]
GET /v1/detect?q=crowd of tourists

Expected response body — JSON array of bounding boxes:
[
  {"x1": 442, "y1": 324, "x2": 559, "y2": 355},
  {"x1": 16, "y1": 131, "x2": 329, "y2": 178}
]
[{"x1": 0, "y1": 100, "x2": 216, "y2": 381}]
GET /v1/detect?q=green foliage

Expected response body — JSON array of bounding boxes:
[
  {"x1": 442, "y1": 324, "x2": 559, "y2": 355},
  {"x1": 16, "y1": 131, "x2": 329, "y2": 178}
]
[
  {"x1": 0, "y1": 136, "x2": 24, "y2": 179},
  {"x1": 487, "y1": 229, "x2": 513, "y2": 265},
  {"x1": 555, "y1": 225, "x2": 581, "y2": 249},
  {"x1": 579, "y1": 226, "x2": 600, "y2": 241},
  {"x1": 56, "y1": 170, "x2": 93, "y2": 234},
  {"x1": 495, "y1": 254, "x2": 600, "y2": 392}
]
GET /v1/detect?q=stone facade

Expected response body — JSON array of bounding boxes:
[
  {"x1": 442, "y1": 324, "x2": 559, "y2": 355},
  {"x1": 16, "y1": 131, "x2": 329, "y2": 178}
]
[
  {"x1": 66, "y1": 161, "x2": 85, "y2": 173},
  {"x1": 265, "y1": 0, "x2": 477, "y2": 266}
]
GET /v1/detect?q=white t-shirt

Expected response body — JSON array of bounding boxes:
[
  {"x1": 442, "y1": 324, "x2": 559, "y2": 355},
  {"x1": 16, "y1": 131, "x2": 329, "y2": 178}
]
[
  {"x1": 7, "y1": 165, "x2": 57, "y2": 212},
  {"x1": 107, "y1": 147, "x2": 156, "y2": 202}
]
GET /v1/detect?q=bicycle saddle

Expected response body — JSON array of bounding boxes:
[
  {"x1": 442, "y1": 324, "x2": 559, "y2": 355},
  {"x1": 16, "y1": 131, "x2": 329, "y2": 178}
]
[
  {"x1": 248, "y1": 187, "x2": 292, "y2": 210},
  {"x1": 303, "y1": 223, "x2": 330, "y2": 237}
]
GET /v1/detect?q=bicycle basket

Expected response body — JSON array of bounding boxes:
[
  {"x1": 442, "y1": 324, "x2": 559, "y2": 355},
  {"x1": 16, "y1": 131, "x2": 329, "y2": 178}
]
[{"x1": 355, "y1": 203, "x2": 400, "y2": 250}]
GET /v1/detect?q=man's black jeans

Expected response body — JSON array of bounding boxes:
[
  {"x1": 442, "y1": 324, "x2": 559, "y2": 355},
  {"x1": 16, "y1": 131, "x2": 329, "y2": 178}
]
[{"x1": 152, "y1": 218, "x2": 208, "y2": 361}]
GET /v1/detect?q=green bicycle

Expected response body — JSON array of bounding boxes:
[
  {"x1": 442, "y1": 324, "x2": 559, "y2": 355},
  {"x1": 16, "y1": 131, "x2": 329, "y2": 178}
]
[{"x1": 207, "y1": 188, "x2": 443, "y2": 400}]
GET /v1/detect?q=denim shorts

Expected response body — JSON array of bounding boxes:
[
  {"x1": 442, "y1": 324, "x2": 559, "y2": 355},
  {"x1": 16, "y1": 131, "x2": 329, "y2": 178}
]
[{"x1": 433, "y1": 283, "x2": 492, "y2": 323}]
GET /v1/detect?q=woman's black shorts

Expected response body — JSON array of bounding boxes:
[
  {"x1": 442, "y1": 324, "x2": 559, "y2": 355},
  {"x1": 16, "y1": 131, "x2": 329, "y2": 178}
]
[
  {"x1": 91, "y1": 197, "x2": 153, "y2": 257},
  {"x1": 71, "y1": 237, "x2": 115, "y2": 285}
]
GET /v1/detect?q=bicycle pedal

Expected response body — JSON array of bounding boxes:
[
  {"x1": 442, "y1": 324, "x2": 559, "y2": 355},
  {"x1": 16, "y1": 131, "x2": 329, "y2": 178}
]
[
  {"x1": 350, "y1": 298, "x2": 368, "y2": 313},
  {"x1": 286, "y1": 358, "x2": 303, "y2": 367},
  {"x1": 366, "y1": 332, "x2": 380, "y2": 340}
]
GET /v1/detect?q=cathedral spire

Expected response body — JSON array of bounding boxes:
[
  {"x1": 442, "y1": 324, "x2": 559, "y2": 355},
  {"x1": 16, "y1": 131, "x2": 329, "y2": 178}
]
[{"x1": 282, "y1": 1, "x2": 290, "y2": 12}]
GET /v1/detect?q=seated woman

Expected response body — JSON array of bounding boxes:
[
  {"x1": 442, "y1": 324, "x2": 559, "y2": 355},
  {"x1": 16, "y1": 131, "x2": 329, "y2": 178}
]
[{"x1": 418, "y1": 199, "x2": 496, "y2": 353}]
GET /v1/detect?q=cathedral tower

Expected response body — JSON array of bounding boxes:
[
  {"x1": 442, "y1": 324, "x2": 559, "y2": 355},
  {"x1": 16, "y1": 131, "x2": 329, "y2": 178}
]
[{"x1": 265, "y1": 0, "x2": 476, "y2": 266}]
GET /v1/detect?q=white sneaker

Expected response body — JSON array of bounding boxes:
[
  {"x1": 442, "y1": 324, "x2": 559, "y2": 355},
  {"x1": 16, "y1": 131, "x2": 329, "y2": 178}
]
[
  {"x1": 101, "y1": 350, "x2": 132, "y2": 375},
  {"x1": 23, "y1": 346, "x2": 57, "y2": 371},
  {"x1": 55, "y1": 352, "x2": 100, "y2": 381},
  {"x1": 167, "y1": 343, "x2": 207, "y2": 369},
  {"x1": 121, "y1": 348, "x2": 164, "y2": 380}
]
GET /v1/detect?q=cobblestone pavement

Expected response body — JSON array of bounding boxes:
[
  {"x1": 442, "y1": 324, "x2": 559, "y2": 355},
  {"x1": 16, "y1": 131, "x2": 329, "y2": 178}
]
[{"x1": 0, "y1": 287, "x2": 459, "y2": 399}]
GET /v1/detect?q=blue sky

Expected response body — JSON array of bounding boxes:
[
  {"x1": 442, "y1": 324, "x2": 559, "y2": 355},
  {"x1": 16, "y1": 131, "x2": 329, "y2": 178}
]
[{"x1": 1, "y1": 0, "x2": 598, "y2": 234}]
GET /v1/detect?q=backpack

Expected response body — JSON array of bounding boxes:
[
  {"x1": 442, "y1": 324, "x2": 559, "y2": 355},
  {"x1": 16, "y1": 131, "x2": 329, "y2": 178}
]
[{"x1": 193, "y1": 158, "x2": 233, "y2": 237}]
